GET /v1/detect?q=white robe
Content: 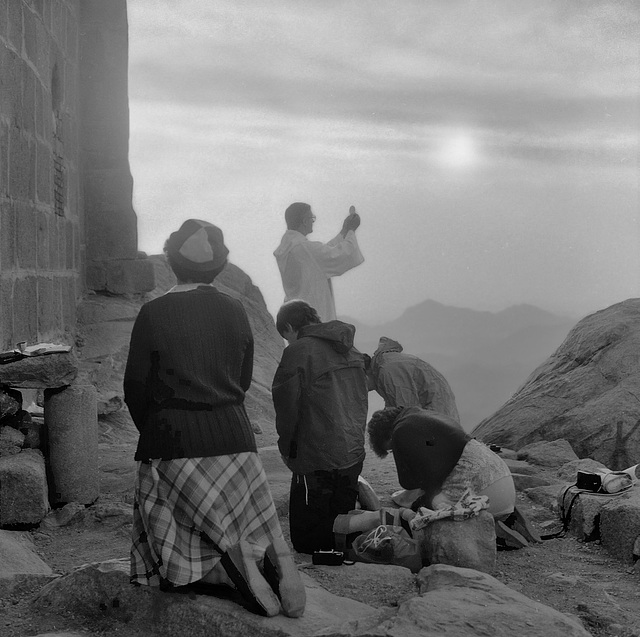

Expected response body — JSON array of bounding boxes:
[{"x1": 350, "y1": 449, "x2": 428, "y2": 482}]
[{"x1": 273, "y1": 229, "x2": 364, "y2": 321}]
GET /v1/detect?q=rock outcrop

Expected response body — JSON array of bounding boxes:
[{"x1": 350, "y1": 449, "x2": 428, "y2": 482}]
[
  {"x1": 471, "y1": 299, "x2": 640, "y2": 469},
  {"x1": 30, "y1": 558, "x2": 592, "y2": 637}
]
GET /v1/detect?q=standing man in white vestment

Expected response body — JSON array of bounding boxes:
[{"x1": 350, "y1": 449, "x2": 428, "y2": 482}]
[{"x1": 273, "y1": 202, "x2": 364, "y2": 321}]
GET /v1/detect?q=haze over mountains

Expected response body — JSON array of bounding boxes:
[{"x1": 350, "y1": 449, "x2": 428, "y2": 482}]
[{"x1": 344, "y1": 299, "x2": 579, "y2": 431}]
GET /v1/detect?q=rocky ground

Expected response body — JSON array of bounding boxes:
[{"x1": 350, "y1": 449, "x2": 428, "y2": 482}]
[{"x1": 1, "y1": 414, "x2": 640, "y2": 637}]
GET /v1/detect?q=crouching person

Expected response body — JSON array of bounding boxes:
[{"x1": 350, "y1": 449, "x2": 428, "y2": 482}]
[
  {"x1": 124, "y1": 220, "x2": 304, "y2": 618},
  {"x1": 367, "y1": 407, "x2": 537, "y2": 547},
  {"x1": 272, "y1": 300, "x2": 368, "y2": 554}
]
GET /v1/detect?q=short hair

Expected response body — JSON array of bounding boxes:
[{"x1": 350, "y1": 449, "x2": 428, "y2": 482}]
[
  {"x1": 285, "y1": 202, "x2": 311, "y2": 230},
  {"x1": 165, "y1": 249, "x2": 226, "y2": 284},
  {"x1": 367, "y1": 407, "x2": 404, "y2": 458},
  {"x1": 276, "y1": 300, "x2": 321, "y2": 336}
]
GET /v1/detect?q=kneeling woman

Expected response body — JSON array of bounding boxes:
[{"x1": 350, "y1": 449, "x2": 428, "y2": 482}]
[
  {"x1": 124, "y1": 220, "x2": 304, "y2": 618},
  {"x1": 368, "y1": 407, "x2": 516, "y2": 520}
]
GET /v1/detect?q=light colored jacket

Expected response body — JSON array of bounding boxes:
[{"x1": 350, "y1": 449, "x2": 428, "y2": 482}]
[
  {"x1": 372, "y1": 337, "x2": 461, "y2": 425},
  {"x1": 273, "y1": 229, "x2": 364, "y2": 321}
]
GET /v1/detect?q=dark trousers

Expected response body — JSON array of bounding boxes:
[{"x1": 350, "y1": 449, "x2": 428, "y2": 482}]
[{"x1": 289, "y1": 461, "x2": 363, "y2": 554}]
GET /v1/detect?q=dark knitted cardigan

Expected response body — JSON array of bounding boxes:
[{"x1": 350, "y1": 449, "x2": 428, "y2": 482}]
[{"x1": 123, "y1": 285, "x2": 257, "y2": 461}]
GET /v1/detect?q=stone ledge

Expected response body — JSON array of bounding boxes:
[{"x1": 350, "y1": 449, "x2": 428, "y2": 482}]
[
  {"x1": 86, "y1": 257, "x2": 155, "y2": 295},
  {"x1": 0, "y1": 352, "x2": 78, "y2": 389}
]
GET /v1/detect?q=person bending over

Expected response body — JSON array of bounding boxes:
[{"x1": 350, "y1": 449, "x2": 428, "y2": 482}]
[
  {"x1": 368, "y1": 407, "x2": 516, "y2": 518},
  {"x1": 271, "y1": 300, "x2": 368, "y2": 554}
]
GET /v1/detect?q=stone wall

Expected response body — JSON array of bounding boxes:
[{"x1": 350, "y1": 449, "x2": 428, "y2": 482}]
[
  {"x1": 0, "y1": 0, "x2": 82, "y2": 350},
  {"x1": 0, "y1": 1, "x2": 154, "y2": 353}
]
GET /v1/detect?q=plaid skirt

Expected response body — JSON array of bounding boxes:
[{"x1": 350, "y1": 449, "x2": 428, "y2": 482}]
[{"x1": 130, "y1": 452, "x2": 283, "y2": 587}]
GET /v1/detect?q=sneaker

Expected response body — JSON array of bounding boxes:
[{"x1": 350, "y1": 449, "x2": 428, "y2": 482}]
[
  {"x1": 222, "y1": 541, "x2": 281, "y2": 617},
  {"x1": 263, "y1": 537, "x2": 306, "y2": 618}
]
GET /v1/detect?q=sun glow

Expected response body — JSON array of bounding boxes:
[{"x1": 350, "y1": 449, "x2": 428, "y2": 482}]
[{"x1": 438, "y1": 132, "x2": 478, "y2": 168}]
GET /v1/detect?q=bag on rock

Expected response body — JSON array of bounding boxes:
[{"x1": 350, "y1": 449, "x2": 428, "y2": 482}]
[
  {"x1": 576, "y1": 470, "x2": 633, "y2": 494},
  {"x1": 351, "y1": 524, "x2": 422, "y2": 573}
]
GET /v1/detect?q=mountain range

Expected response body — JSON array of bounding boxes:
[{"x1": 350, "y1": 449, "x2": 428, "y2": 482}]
[{"x1": 342, "y1": 299, "x2": 580, "y2": 431}]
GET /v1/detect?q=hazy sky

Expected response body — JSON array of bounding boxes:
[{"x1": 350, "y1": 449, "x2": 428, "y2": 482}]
[{"x1": 127, "y1": 0, "x2": 639, "y2": 323}]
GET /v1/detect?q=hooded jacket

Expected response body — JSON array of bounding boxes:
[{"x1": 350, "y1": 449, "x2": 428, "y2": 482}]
[
  {"x1": 371, "y1": 337, "x2": 461, "y2": 424},
  {"x1": 272, "y1": 320, "x2": 368, "y2": 474},
  {"x1": 273, "y1": 229, "x2": 364, "y2": 321}
]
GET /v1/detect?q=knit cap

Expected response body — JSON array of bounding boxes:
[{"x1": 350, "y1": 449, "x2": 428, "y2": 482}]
[{"x1": 165, "y1": 219, "x2": 229, "y2": 271}]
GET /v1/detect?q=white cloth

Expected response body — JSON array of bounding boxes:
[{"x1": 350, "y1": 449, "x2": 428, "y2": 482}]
[{"x1": 273, "y1": 229, "x2": 364, "y2": 321}]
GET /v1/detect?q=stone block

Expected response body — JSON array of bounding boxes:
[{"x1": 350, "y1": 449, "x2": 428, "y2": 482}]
[
  {"x1": 33, "y1": 17, "x2": 51, "y2": 81},
  {"x1": 21, "y1": 55, "x2": 36, "y2": 133},
  {"x1": 36, "y1": 209, "x2": 50, "y2": 269},
  {"x1": 85, "y1": 261, "x2": 106, "y2": 291},
  {"x1": 16, "y1": 203, "x2": 38, "y2": 269},
  {"x1": 557, "y1": 486, "x2": 620, "y2": 541},
  {"x1": 36, "y1": 140, "x2": 52, "y2": 205},
  {"x1": 0, "y1": 0, "x2": 7, "y2": 40},
  {"x1": 23, "y1": 5, "x2": 38, "y2": 68},
  {"x1": 504, "y1": 459, "x2": 539, "y2": 475},
  {"x1": 0, "y1": 529, "x2": 52, "y2": 578},
  {"x1": 0, "y1": 38, "x2": 22, "y2": 121},
  {"x1": 556, "y1": 458, "x2": 609, "y2": 482},
  {"x1": 51, "y1": 277, "x2": 64, "y2": 333},
  {"x1": 104, "y1": 258, "x2": 156, "y2": 295},
  {"x1": 84, "y1": 173, "x2": 138, "y2": 260},
  {"x1": 525, "y1": 484, "x2": 566, "y2": 512},
  {"x1": 512, "y1": 473, "x2": 560, "y2": 491},
  {"x1": 414, "y1": 510, "x2": 496, "y2": 574},
  {"x1": 17, "y1": 412, "x2": 42, "y2": 449},
  {"x1": 61, "y1": 275, "x2": 78, "y2": 332},
  {"x1": 0, "y1": 352, "x2": 78, "y2": 389},
  {"x1": 9, "y1": 127, "x2": 36, "y2": 201},
  {"x1": 44, "y1": 385, "x2": 99, "y2": 505},
  {"x1": 0, "y1": 200, "x2": 16, "y2": 270},
  {"x1": 37, "y1": 276, "x2": 55, "y2": 337},
  {"x1": 0, "y1": 122, "x2": 8, "y2": 198},
  {"x1": 65, "y1": 218, "x2": 76, "y2": 269},
  {"x1": 0, "y1": 278, "x2": 13, "y2": 350},
  {"x1": 415, "y1": 564, "x2": 591, "y2": 637},
  {"x1": 600, "y1": 486, "x2": 640, "y2": 563},
  {"x1": 517, "y1": 439, "x2": 579, "y2": 468},
  {"x1": 13, "y1": 276, "x2": 38, "y2": 344},
  {"x1": 0, "y1": 390, "x2": 21, "y2": 419},
  {"x1": 48, "y1": 213, "x2": 60, "y2": 269},
  {"x1": 0, "y1": 426, "x2": 24, "y2": 456},
  {"x1": 0, "y1": 449, "x2": 50, "y2": 525}
]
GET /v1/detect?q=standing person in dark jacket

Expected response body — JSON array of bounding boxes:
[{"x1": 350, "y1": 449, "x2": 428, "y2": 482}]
[
  {"x1": 124, "y1": 219, "x2": 304, "y2": 618},
  {"x1": 271, "y1": 300, "x2": 368, "y2": 554}
]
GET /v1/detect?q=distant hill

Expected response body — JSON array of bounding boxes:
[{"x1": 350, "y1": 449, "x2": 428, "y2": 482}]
[{"x1": 342, "y1": 300, "x2": 578, "y2": 431}]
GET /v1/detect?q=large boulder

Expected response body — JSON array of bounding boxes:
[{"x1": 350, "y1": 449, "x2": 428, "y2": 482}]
[
  {"x1": 32, "y1": 558, "x2": 384, "y2": 637},
  {"x1": 408, "y1": 564, "x2": 591, "y2": 637},
  {"x1": 76, "y1": 256, "x2": 284, "y2": 444},
  {"x1": 0, "y1": 449, "x2": 50, "y2": 526},
  {"x1": 471, "y1": 299, "x2": 640, "y2": 469}
]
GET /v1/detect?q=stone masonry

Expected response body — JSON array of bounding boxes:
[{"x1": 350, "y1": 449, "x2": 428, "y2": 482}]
[{"x1": 0, "y1": 0, "x2": 154, "y2": 354}]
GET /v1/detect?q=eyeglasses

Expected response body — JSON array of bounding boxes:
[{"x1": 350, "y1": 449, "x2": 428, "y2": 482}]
[{"x1": 309, "y1": 215, "x2": 316, "y2": 223}]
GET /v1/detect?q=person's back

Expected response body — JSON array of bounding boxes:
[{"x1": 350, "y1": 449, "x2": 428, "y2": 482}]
[
  {"x1": 126, "y1": 286, "x2": 255, "y2": 461},
  {"x1": 272, "y1": 300, "x2": 368, "y2": 554},
  {"x1": 273, "y1": 320, "x2": 368, "y2": 474},
  {"x1": 370, "y1": 337, "x2": 461, "y2": 424}
]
